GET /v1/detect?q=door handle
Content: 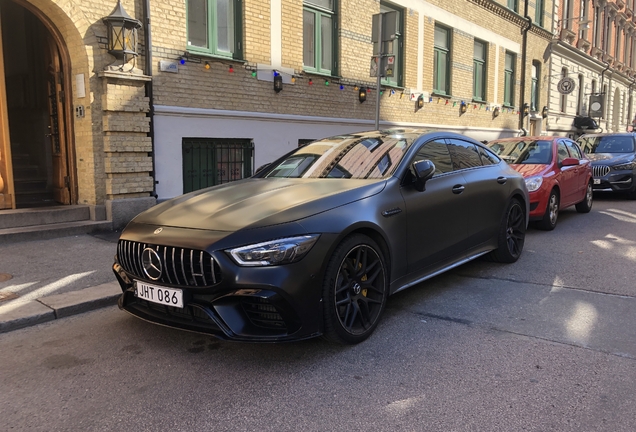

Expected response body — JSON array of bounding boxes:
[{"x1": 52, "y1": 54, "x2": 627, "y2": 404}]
[
  {"x1": 452, "y1": 185, "x2": 465, "y2": 194},
  {"x1": 497, "y1": 176, "x2": 507, "y2": 184}
]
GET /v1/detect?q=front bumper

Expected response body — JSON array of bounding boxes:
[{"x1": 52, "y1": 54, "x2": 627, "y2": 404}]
[
  {"x1": 527, "y1": 190, "x2": 547, "y2": 220},
  {"x1": 592, "y1": 168, "x2": 636, "y2": 193},
  {"x1": 113, "y1": 233, "x2": 336, "y2": 342}
]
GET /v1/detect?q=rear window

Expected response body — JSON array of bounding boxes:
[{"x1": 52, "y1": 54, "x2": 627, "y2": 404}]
[
  {"x1": 487, "y1": 140, "x2": 552, "y2": 164},
  {"x1": 577, "y1": 135, "x2": 635, "y2": 154}
]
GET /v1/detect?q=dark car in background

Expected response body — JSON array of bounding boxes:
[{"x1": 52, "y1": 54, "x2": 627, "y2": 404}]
[
  {"x1": 576, "y1": 133, "x2": 636, "y2": 199},
  {"x1": 113, "y1": 129, "x2": 529, "y2": 345},
  {"x1": 487, "y1": 136, "x2": 593, "y2": 230}
]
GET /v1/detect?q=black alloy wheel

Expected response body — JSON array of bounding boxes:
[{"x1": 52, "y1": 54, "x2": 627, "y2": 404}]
[
  {"x1": 322, "y1": 234, "x2": 388, "y2": 345},
  {"x1": 489, "y1": 198, "x2": 526, "y2": 263},
  {"x1": 575, "y1": 181, "x2": 593, "y2": 213}
]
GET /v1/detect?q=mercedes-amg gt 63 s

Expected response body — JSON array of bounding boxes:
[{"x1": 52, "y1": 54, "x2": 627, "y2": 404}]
[{"x1": 113, "y1": 129, "x2": 529, "y2": 344}]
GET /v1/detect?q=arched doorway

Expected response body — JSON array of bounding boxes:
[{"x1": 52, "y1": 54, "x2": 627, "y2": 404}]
[{"x1": 0, "y1": 0, "x2": 74, "y2": 209}]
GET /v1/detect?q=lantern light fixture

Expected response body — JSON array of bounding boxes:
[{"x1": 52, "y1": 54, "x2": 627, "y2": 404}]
[
  {"x1": 493, "y1": 106, "x2": 500, "y2": 118},
  {"x1": 416, "y1": 94, "x2": 424, "y2": 109},
  {"x1": 522, "y1": 103, "x2": 529, "y2": 117},
  {"x1": 541, "y1": 106, "x2": 548, "y2": 119},
  {"x1": 359, "y1": 87, "x2": 367, "y2": 103},
  {"x1": 103, "y1": 0, "x2": 141, "y2": 64},
  {"x1": 460, "y1": 101, "x2": 467, "y2": 114},
  {"x1": 274, "y1": 72, "x2": 283, "y2": 93}
]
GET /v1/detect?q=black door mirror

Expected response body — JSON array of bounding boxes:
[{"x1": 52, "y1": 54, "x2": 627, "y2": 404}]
[{"x1": 412, "y1": 160, "x2": 436, "y2": 191}]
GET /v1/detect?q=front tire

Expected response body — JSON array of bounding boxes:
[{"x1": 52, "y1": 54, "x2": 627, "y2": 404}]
[
  {"x1": 488, "y1": 198, "x2": 526, "y2": 263},
  {"x1": 322, "y1": 234, "x2": 388, "y2": 345},
  {"x1": 537, "y1": 189, "x2": 559, "y2": 230},
  {"x1": 575, "y1": 181, "x2": 593, "y2": 213}
]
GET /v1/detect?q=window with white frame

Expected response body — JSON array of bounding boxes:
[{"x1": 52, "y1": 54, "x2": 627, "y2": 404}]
[
  {"x1": 560, "y1": 68, "x2": 568, "y2": 113},
  {"x1": 187, "y1": 0, "x2": 242, "y2": 58},
  {"x1": 303, "y1": 0, "x2": 337, "y2": 75},
  {"x1": 531, "y1": 61, "x2": 540, "y2": 111}
]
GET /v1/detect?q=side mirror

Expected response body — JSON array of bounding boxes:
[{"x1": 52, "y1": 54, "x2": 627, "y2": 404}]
[
  {"x1": 412, "y1": 159, "x2": 436, "y2": 191},
  {"x1": 561, "y1": 157, "x2": 580, "y2": 167}
]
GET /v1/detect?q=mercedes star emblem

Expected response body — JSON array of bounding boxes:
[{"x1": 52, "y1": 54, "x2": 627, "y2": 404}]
[{"x1": 142, "y1": 248, "x2": 162, "y2": 280}]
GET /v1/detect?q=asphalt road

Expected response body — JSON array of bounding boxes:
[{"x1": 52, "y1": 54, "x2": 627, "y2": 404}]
[{"x1": 1, "y1": 195, "x2": 636, "y2": 431}]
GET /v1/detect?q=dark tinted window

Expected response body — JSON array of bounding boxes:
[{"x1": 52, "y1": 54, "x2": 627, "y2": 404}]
[
  {"x1": 487, "y1": 139, "x2": 552, "y2": 164},
  {"x1": 413, "y1": 140, "x2": 453, "y2": 176},
  {"x1": 565, "y1": 141, "x2": 583, "y2": 159},
  {"x1": 478, "y1": 146, "x2": 500, "y2": 165},
  {"x1": 447, "y1": 139, "x2": 483, "y2": 170},
  {"x1": 577, "y1": 135, "x2": 636, "y2": 153}
]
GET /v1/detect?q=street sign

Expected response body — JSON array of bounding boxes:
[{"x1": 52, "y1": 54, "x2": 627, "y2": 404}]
[
  {"x1": 369, "y1": 55, "x2": 395, "y2": 78},
  {"x1": 557, "y1": 77, "x2": 576, "y2": 94}
]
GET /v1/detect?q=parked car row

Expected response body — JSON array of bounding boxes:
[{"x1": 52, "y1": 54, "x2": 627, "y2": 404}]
[{"x1": 111, "y1": 128, "x2": 635, "y2": 345}]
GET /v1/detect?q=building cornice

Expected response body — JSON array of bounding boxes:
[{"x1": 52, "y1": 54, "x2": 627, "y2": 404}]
[
  {"x1": 468, "y1": 0, "x2": 553, "y2": 40},
  {"x1": 551, "y1": 40, "x2": 635, "y2": 84}
]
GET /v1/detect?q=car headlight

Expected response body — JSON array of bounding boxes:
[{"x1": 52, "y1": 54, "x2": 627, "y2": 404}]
[
  {"x1": 612, "y1": 162, "x2": 636, "y2": 171},
  {"x1": 227, "y1": 235, "x2": 320, "y2": 266},
  {"x1": 524, "y1": 176, "x2": 543, "y2": 192}
]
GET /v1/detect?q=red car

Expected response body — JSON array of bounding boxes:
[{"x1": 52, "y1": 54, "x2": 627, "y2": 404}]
[{"x1": 487, "y1": 136, "x2": 593, "y2": 230}]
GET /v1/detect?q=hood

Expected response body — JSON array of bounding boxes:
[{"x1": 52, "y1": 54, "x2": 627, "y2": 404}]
[
  {"x1": 509, "y1": 164, "x2": 550, "y2": 178},
  {"x1": 586, "y1": 153, "x2": 634, "y2": 164},
  {"x1": 133, "y1": 178, "x2": 386, "y2": 231}
]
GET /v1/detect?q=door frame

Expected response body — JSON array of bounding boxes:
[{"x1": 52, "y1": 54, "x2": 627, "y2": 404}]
[{"x1": 0, "y1": 0, "x2": 77, "y2": 208}]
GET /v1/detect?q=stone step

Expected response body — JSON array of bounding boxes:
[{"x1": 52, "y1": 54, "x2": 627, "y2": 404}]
[
  {"x1": 0, "y1": 220, "x2": 113, "y2": 244},
  {"x1": 0, "y1": 206, "x2": 92, "y2": 229}
]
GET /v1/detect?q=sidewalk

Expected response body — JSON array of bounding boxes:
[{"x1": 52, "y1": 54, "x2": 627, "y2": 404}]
[{"x1": 0, "y1": 231, "x2": 122, "y2": 333}]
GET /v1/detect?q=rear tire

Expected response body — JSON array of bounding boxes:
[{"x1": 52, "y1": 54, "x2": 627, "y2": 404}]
[
  {"x1": 322, "y1": 234, "x2": 388, "y2": 345},
  {"x1": 488, "y1": 198, "x2": 526, "y2": 263},
  {"x1": 537, "y1": 189, "x2": 559, "y2": 230},
  {"x1": 575, "y1": 181, "x2": 593, "y2": 213}
]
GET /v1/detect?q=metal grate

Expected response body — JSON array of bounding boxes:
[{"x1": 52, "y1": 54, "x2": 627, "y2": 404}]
[
  {"x1": 117, "y1": 240, "x2": 220, "y2": 287},
  {"x1": 593, "y1": 165, "x2": 610, "y2": 177},
  {"x1": 241, "y1": 297, "x2": 287, "y2": 330}
]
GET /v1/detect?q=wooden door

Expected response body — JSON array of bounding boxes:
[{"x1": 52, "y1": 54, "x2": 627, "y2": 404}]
[
  {"x1": 0, "y1": 8, "x2": 14, "y2": 209},
  {"x1": 45, "y1": 32, "x2": 69, "y2": 204}
]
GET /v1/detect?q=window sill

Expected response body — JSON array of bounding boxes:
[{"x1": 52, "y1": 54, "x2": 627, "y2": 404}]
[
  {"x1": 431, "y1": 92, "x2": 451, "y2": 99},
  {"x1": 185, "y1": 50, "x2": 246, "y2": 64}
]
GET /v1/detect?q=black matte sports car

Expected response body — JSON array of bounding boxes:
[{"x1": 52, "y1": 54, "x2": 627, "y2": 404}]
[{"x1": 113, "y1": 129, "x2": 529, "y2": 344}]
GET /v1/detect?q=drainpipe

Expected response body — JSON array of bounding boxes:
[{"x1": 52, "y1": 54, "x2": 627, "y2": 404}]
[
  {"x1": 599, "y1": 60, "x2": 610, "y2": 126},
  {"x1": 143, "y1": 0, "x2": 157, "y2": 199},
  {"x1": 518, "y1": 0, "x2": 532, "y2": 133}
]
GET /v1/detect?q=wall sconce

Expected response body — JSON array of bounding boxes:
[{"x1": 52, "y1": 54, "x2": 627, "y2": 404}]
[
  {"x1": 460, "y1": 101, "x2": 467, "y2": 114},
  {"x1": 541, "y1": 106, "x2": 548, "y2": 119},
  {"x1": 493, "y1": 106, "x2": 500, "y2": 118},
  {"x1": 273, "y1": 72, "x2": 283, "y2": 93},
  {"x1": 359, "y1": 87, "x2": 367, "y2": 103},
  {"x1": 416, "y1": 94, "x2": 424, "y2": 109},
  {"x1": 522, "y1": 103, "x2": 529, "y2": 117},
  {"x1": 103, "y1": 0, "x2": 141, "y2": 64}
]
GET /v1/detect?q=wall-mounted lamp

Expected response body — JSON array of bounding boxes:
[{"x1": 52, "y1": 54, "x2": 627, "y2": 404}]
[
  {"x1": 460, "y1": 101, "x2": 467, "y2": 114},
  {"x1": 541, "y1": 106, "x2": 548, "y2": 119},
  {"x1": 273, "y1": 72, "x2": 283, "y2": 93},
  {"x1": 416, "y1": 94, "x2": 424, "y2": 109},
  {"x1": 359, "y1": 87, "x2": 367, "y2": 103},
  {"x1": 103, "y1": 0, "x2": 141, "y2": 64},
  {"x1": 204, "y1": 62, "x2": 210, "y2": 70},
  {"x1": 522, "y1": 103, "x2": 529, "y2": 117},
  {"x1": 493, "y1": 106, "x2": 500, "y2": 118}
]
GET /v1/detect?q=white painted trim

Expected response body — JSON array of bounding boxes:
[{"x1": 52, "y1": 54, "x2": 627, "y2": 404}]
[{"x1": 271, "y1": 0, "x2": 282, "y2": 68}]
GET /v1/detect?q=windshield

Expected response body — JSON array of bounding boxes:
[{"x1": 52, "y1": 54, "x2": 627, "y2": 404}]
[
  {"x1": 577, "y1": 135, "x2": 635, "y2": 154},
  {"x1": 487, "y1": 139, "x2": 553, "y2": 164},
  {"x1": 263, "y1": 131, "x2": 421, "y2": 179}
]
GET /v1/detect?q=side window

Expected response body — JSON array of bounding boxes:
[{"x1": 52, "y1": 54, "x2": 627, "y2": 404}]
[
  {"x1": 565, "y1": 141, "x2": 582, "y2": 159},
  {"x1": 557, "y1": 141, "x2": 570, "y2": 162},
  {"x1": 413, "y1": 139, "x2": 453, "y2": 176},
  {"x1": 447, "y1": 139, "x2": 483, "y2": 170},
  {"x1": 478, "y1": 145, "x2": 500, "y2": 165}
]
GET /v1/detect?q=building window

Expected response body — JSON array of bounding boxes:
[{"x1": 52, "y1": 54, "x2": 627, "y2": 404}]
[
  {"x1": 508, "y1": 0, "x2": 518, "y2": 13},
  {"x1": 504, "y1": 51, "x2": 515, "y2": 107},
  {"x1": 577, "y1": 74, "x2": 584, "y2": 115},
  {"x1": 187, "y1": 0, "x2": 242, "y2": 59},
  {"x1": 473, "y1": 40, "x2": 487, "y2": 101},
  {"x1": 535, "y1": 0, "x2": 544, "y2": 27},
  {"x1": 303, "y1": 0, "x2": 336, "y2": 75},
  {"x1": 531, "y1": 61, "x2": 540, "y2": 111},
  {"x1": 434, "y1": 25, "x2": 451, "y2": 95},
  {"x1": 182, "y1": 138, "x2": 254, "y2": 193},
  {"x1": 380, "y1": 2, "x2": 403, "y2": 87},
  {"x1": 560, "y1": 68, "x2": 568, "y2": 113}
]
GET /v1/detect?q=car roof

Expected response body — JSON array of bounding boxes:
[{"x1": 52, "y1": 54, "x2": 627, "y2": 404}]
[{"x1": 488, "y1": 136, "x2": 557, "y2": 142}]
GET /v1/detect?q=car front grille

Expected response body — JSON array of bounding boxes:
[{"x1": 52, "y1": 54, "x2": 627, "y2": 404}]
[
  {"x1": 117, "y1": 240, "x2": 221, "y2": 287},
  {"x1": 240, "y1": 297, "x2": 287, "y2": 330},
  {"x1": 593, "y1": 165, "x2": 610, "y2": 177}
]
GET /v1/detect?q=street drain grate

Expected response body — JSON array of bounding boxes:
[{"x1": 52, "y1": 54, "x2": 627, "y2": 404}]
[
  {"x1": 0, "y1": 273, "x2": 13, "y2": 282},
  {"x1": 0, "y1": 291, "x2": 18, "y2": 302}
]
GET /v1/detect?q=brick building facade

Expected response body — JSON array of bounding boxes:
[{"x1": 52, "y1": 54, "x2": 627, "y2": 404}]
[{"x1": 0, "y1": 0, "x2": 569, "y2": 226}]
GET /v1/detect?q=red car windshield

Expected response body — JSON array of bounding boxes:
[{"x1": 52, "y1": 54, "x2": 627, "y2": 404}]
[{"x1": 487, "y1": 140, "x2": 553, "y2": 164}]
